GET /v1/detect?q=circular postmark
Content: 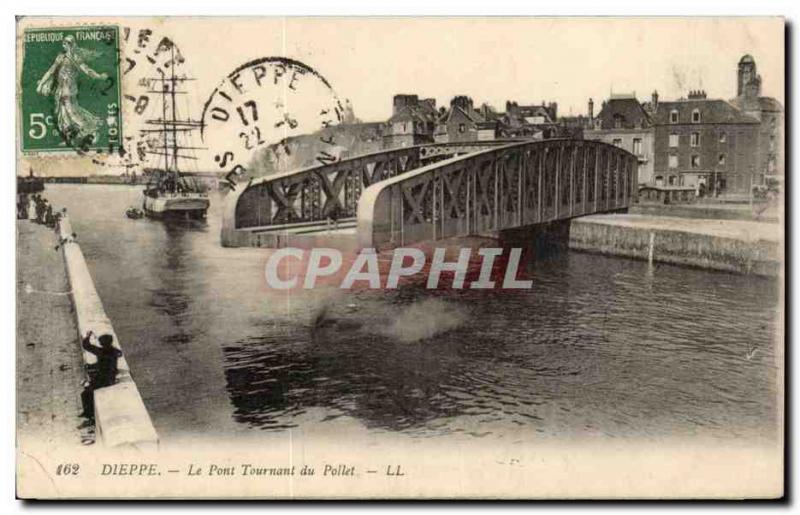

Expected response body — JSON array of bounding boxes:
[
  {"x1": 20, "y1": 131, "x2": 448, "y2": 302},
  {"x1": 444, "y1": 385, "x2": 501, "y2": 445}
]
[{"x1": 200, "y1": 57, "x2": 344, "y2": 188}]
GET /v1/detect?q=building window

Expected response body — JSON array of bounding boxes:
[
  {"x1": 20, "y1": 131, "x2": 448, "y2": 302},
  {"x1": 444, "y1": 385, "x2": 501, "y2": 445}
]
[
  {"x1": 768, "y1": 157, "x2": 776, "y2": 173},
  {"x1": 690, "y1": 132, "x2": 700, "y2": 147},
  {"x1": 458, "y1": 123, "x2": 465, "y2": 133},
  {"x1": 718, "y1": 154, "x2": 726, "y2": 166},
  {"x1": 668, "y1": 155, "x2": 678, "y2": 169},
  {"x1": 770, "y1": 134, "x2": 776, "y2": 151},
  {"x1": 612, "y1": 138, "x2": 622, "y2": 147},
  {"x1": 692, "y1": 109, "x2": 701, "y2": 123},
  {"x1": 613, "y1": 115, "x2": 623, "y2": 129},
  {"x1": 719, "y1": 131, "x2": 726, "y2": 143},
  {"x1": 668, "y1": 175, "x2": 677, "y2": 185},
  {"x1": 670, "y1": 110, "x2": 679, "y2": 123},
  {"x1": 691, "y1": 155, "x2": 700, "y2": 169},
  {"x1": 633, "y1": 138, "x2": 642, "y2": 156},
  {"x1": 669, "y1": 133, "x2": 679, "y2": 147}
]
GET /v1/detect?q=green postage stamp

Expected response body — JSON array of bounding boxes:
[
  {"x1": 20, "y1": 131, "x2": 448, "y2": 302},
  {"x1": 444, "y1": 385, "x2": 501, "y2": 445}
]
[{"x1": 20, "y1": 26, "x2": 122, "y2": 153}]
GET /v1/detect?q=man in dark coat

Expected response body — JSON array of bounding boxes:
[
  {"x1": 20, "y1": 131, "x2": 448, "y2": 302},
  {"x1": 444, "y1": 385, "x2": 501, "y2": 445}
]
[
  {"x1": 82, "y1": 331, "x2": 122, "y2": 388},
  {"x1": 79, "y1": 331, "x2": 123, "y2": 419}
]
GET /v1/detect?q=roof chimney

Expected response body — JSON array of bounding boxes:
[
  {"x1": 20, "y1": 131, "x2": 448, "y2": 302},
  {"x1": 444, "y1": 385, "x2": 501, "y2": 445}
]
[
  {"x1": 688, "y1": 90, "x2": 707, "y2": 100},
  {"x1": 651, "y1": 90, "x2": 659, "y2": 112}
]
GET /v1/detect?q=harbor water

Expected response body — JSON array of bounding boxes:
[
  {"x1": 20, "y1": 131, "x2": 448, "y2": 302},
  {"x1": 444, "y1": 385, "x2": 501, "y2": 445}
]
[{"x1": 46, "y1": 184, "x2": 781, "y2": 444}]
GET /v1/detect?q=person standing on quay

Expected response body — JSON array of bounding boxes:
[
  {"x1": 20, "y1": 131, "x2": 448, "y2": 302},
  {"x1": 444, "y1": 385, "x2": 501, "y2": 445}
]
[{"x1": 28, "y1": 195, "x2": 37, "y2": 221}]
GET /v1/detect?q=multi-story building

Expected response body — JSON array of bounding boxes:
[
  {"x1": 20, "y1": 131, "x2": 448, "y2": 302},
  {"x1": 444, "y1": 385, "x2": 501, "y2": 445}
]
[
  {"x1": 440, "y1": 96, "x2": 496, "y2": 143},
  {"x1": 382, "y1": 94, "x2": 439, "y2": 149},
  {"x1": 500, "y1": 101, "x2": 558, "y2": 139},
  {"x1": 394, "y1": 94, "x2": 571, "y2": 145},
  {"x1": 652, "y1": 90, "x2": 760, "y2": 192},
  {"x1": 730, "y1": 54, "x2": 784, "y2": 181},
  {"x1": 584, "y1": 94, "x2": 655, "y2": 184},
  {"x1": 650, "y1": 55, "x2": 783, "y2": 195}
]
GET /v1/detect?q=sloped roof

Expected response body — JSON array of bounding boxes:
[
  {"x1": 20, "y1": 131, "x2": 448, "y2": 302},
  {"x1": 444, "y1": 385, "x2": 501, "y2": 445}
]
[
  {"x1": 652, "y1": 99, "x2": 759, "y2": 125},
  {"x1": 559, "y1": 115, "x2": 591, "y2": 129},
  {"x1": 478, "y1": 104, "x2": 500, "y2": 121},
  {"x1": 447, "y1": 105, "x2": 486, "y2": 125},
  {"x1": 596, "y1": 97, "x2": 651, "y2": 129},
  {"x1": 504, "y1": 104, "x2": 555, "y2": 126},
  {"x1": 388, "y1": 104, "x2": 438, "y2": 124},
  {"x1": 758, "y1": 97, "x2": 784, "y2": 112},
  {"x1": 500, "y1": 113, "x2": 525, "y2": 129},
  {"x1": 517, "y1": 105, "x2": 552, "y2": 120},
  {"x1": 417, "y1": 98, "x2": 439, "y2": 117}
]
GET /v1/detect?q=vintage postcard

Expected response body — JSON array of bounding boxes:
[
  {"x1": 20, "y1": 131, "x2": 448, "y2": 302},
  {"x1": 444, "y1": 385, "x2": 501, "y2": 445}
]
[{"x1": 15, "y1": 16, "x2": 784, "y2": 499}]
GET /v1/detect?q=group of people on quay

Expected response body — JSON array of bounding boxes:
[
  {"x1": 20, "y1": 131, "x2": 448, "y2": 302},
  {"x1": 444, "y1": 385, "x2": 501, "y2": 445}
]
[{"x1": 17, "y1": 193, "x2": 64, "y2": 229}]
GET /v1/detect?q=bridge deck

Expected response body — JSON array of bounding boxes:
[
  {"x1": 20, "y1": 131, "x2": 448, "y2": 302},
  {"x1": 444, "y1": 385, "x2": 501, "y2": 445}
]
[{"x1": 222, "y1": 139, "x2": 638, "y2": 249}]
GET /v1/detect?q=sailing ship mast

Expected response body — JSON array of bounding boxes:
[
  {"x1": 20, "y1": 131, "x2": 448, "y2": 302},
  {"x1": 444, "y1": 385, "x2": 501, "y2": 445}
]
[
  {"x1": 142, "y1": 46, "x2": 204, "y2": 180},
  {"x1": 139, "y1": 46, "x2": 210, "y2": 220}
]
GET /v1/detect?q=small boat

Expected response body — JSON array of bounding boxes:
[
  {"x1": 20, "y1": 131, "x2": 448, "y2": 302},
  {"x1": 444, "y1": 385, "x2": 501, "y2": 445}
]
[{"x1": 126, "y1": 207, "x2": 144, "y2": 219}]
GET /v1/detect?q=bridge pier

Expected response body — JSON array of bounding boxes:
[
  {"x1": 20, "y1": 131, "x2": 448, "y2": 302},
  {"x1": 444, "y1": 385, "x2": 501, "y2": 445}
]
[
  {"x1": 498, "y1": 206, "x2": 628, "y2": 261},
  {"x1": 498, "y1": 219, "x2": 573, "y2": 261}
]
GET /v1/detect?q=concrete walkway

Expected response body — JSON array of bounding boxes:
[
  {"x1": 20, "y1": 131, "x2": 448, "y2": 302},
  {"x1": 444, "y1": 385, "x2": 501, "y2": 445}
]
[
  {"x1": 16, "y1": 220, "x2": 89, "y2": 447},
  {"x1": 632, "y1": 201, "x2": 781, "y2": 223}
]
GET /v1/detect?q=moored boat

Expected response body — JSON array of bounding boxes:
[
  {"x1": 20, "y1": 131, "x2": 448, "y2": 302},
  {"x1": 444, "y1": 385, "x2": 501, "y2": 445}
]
[{"x1": 142, "y1": 172, "x2": 209, "y2": 219}]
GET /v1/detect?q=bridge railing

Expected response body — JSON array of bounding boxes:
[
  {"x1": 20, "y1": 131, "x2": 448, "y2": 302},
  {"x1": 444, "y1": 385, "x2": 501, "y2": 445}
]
[
  {"x1": 357, "y1": 139, "x2": 638, "y2": 247},
  {"x1": 223, "y1": 140, "x2": 521, "y2": 233}
]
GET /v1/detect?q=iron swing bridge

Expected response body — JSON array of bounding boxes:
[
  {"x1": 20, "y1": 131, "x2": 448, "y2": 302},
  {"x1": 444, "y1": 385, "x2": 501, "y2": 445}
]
[{"x1": 221, "y1": 139, "x2": 637, "y2": 249}]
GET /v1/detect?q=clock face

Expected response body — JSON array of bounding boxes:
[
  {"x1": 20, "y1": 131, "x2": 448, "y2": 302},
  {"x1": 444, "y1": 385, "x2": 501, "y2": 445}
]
[{"x1": 200, "y1": 57, "x2": 343, "y2": 178}]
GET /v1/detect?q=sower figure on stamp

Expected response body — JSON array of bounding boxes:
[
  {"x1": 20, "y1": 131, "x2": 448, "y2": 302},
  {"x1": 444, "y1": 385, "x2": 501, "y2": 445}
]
[
  {"x1": 79, "y1": 330, "x2": 122, "y2": 419},
  {"x1": 35, "y1": 35, "x2": 108, "y2": 147}
]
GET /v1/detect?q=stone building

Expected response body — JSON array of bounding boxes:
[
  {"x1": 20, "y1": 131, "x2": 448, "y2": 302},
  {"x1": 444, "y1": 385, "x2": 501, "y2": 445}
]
[
  {"x1": 387, "y1": 92, "x2": 577, "y2": 145},
  {"x1": 500, "y1": 101, "x2": 558, "y2": 139},
  {"x1": 729, "y1": 54, "x2": 784, "y2": 181},
  {"x1": 382, "y1": 94, "x2": 438, "y2": 148},
  {"x1": 438, "y1": 96, "x2": 497, "y2": 143},
  {"x1": 649, "y1": 55, "x2": 783, "y2": 195},
  {"x1": 584, "y1": 94, "x2": 655, "y2": 184},
  {"x1": 651, "y1": 90, "x2": 759, "y2": 192}
]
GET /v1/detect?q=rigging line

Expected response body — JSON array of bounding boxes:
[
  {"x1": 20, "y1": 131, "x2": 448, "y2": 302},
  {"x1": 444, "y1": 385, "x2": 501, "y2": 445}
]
[{"x1": 181, "y1": 73, "x2": 201, "y2": 174}]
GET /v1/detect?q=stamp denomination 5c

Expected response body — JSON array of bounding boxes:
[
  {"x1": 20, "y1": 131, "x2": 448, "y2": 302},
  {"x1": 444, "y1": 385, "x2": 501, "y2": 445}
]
[{"x1": 21, "y1": 26, "x2": 122, "y2": 154}]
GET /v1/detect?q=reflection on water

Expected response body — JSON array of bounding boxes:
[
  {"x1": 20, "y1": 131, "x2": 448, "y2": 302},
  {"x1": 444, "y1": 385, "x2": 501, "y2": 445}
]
[{"x1": 47, "y1": 184, "x2": 781, "y2": 443}]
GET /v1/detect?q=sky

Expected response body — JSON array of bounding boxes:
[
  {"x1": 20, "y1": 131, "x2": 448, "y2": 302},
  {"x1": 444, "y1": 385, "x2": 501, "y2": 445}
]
[
  {"x1": 74, "y1": 16, "x2": 785, "y2": 121},
  {"x1": 276, "y1": 17, "x2": 785, "y2": 120}
]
